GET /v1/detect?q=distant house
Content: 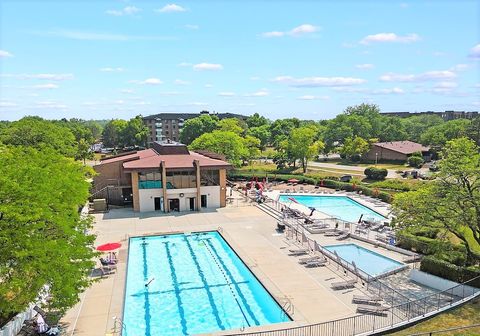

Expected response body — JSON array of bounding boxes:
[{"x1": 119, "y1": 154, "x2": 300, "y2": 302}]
[{"x1": 364, "y1": 141, "x2": 431, "y2": 162}]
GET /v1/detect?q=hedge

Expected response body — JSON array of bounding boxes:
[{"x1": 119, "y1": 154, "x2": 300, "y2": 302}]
[
  {"x1": 228, "y1": 171, "x2": 393, "y2": 203},
  {"x1": 364, "y1": 167, "x2": 388, "y2": 180},
  {"x1": 420, "y1": 256, "x2": 480, "y2": 285}
]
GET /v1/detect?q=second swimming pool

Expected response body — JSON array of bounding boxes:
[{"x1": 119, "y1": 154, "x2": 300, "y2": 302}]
[
  {"x1": 123, "y1": 232, "x2": 290, "y2": 336},
  {"x1": 325, "y1": 243, "x2": 404, "y2": 276},
  {"x1": 278, "y1": 195, "x2": 386, "y2": 223}
]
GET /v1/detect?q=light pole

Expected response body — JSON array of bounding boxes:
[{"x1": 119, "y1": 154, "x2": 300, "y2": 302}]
[{"x1": 375, "y1": 152, "x2": 378, "y2": 166}]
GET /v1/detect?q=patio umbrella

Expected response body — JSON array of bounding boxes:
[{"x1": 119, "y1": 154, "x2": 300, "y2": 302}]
[
  {"x1": 288, "y1": 178, "x2": 299, "y2": 183},
  {"x1": 96, "y1": 242, "x2": 122, "y2": 252}
]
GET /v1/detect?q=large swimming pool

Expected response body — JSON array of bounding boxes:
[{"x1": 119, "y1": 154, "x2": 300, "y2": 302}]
[
  {"x1": 325, "y1": 243, "x2": 404, "y2": 276},
  {"x1": 123, "y1": 232, "x2": 290, "y2": 336},
  {"x1": 278, "y1": 195, "x2": 386, "y2": 223}
]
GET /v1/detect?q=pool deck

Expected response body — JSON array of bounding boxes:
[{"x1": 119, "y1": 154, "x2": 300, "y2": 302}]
[{"x1": 61, "y1": 204, "x2": 409, "y2": 336}]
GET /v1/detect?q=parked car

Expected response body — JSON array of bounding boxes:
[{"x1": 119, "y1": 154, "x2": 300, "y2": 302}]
[{"x1": 340, "y1": 175, "x2": 352, "y2": 182}]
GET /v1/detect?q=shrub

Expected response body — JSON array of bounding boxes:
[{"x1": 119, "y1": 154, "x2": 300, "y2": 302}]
[
  {"x1": 364, "y1": 167, "x2": 388, "y2": 180},
  {"x1": 408, "y1": 155, "x2": 424, "y2": 168},
  {"x1": 420, "y1": 256, "x2": 480, "y2": 284}
]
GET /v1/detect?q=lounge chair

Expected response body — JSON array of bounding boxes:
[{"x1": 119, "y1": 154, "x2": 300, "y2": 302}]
[
  {"x1": 324, "y1": 230, "x2": 341, "y2": 237},
  {"x1": 298, "y1": 255, "x2": 324, "y2": 264},
  {"x1": 356, "y1": 304, "x2": 390, "y2": 315},
  {"x1": 304, "y1": 259, "x2": 327, "y2": 267},
  {"x1": 336, "y1": 232, "x2": 350, "y2": 240},
  {"x1": 352, "y1": 295, "x2": 382, "y2": 305},
  {"x1": 288, "y1": 248, "x2": 309, "y2": 255},
  {"x1": 100, "y1": 266, "x2": 115, "y2": 277},
  {"x1": 331, "y1": 279, "x2": 357, "y2": 290}
]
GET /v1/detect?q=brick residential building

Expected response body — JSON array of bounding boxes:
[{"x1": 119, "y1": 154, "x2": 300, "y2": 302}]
[
  {"x1": 93, "y1": 141, "x2": 231, "y2": 212},
  {"x1": 364, "y1": 141, "x2": 431, "y2": 162},
  {"x1": 143, "y1": 111, "x2": 247, "y2": 145}
]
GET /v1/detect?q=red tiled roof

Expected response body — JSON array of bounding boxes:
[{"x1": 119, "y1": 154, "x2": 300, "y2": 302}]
[
  {"x1": 97, "y1": 149, "x2": 157, "y2": 164},
  {"x1": 373, "y1": 141, "x2": 430, "y2": 154},
  {"x1": 122, "y1": 150, "x2": 232, "y2": 170}
]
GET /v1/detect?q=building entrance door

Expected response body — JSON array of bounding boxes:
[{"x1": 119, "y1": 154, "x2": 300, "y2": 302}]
[
  {"x1": 189, "y1": 197, "x2": 195, "y2": 211},
  {"x1": 201, "y1": 195, "x2": 207, "y2": 208},
  {"x1": 154, "y1": 197, "x2": 161, "y2": 211},
  {"x1": 169, "y1": 198, "x2": 180, "y2": 212}
]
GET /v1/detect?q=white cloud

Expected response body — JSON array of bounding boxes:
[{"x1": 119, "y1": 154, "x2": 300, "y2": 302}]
[
  {"x1": 33, "y1": 83, "x2": 59, "y2": 90},
  {"x1": 360, "y1": 33, "x2": 420, "y2": 45},
  {"x1": 156, "y1": 4, "x2": 187, "y2": 13},
  {"x1": 188, "y1": 102, "x2": 208, "y2": 106},
  {"x1": 106, "y1": 6, "x2": 141, "y2": 16},
  {"x1": 380, "y1": 70, "x2": 456, "y2": 82},
  {"x1": 130, "y1": 78, "x2": 163, "y2": 85},
  {"x1": 1, "y1": 73, "x2": 74, "y2": 81},
  {"x1": 245, "y1": 89, "x2": 269, "y2": 97},
  {"x1": 34, "y1": 101, "x2": 67, "y2": 110},
  {"x1": 178, "y1": 62, "x2": 192, "y2": 67},
  {"x1": 204, "y1": 84, "x2": 213, "y2": 88},
  {"x1": 262, "y1": 24, "x2": 320, "y2": 38},
  {"x1": 0, "y1": 50, "x2": 13, "y2": 58},
  {"x1": 250, "y1": 76, "x2": 261, "y2": 81},
  {"x1": 160, "y1": 91, "x2": 182, "y2": 96},
  {"x1": 174, "y1": 79, "x2": 191, "y2": 85},
  {"x1": 120, "y1": 89, "x2": 134, "y2": 94},
  {"x1": 450, "y1": 64, "x2": 469, "y2": 72},
  {"x1": 435, "y1": 82, "x2": 458, "y2": 89},
  {"x1": 134, "y1": 101, "x2": 151, "y2": 106},
  {"x1": 332, "y1": 87, "x2": 368, "y2": 93},
  {"x1": 469, "y1": 44, "x2": 480, "y2": 59},
  {"x1": 100, "y1": 67, "x2": 124, "y2": 72},
  {"x1": 33, "y1": 29, "x2": 174, "y2": 41},
  {"x1": 355, "y1": 63, "x2": 374, "y2": 70},
  {"x1": 297, "y1": 95, "x2": 330, "y2": 100},
  {"x1": 371, "y1": 87, "x2": 405, "y2": 95},
  {"x1": 273, "y1": 75, "x2": 366, "y2": 87},
  {"x1": 218, "y1": 92, "x2": 236, "y2": 97},
  {"x1": 0, "y1": 101, "x2": 17, "y2": 107},
  {"x1": 185, "y1": 24, "x2": 199, "y2": 30},
  {"x1": 193, "y1": 63, "x2": 223, "y2": 71}
]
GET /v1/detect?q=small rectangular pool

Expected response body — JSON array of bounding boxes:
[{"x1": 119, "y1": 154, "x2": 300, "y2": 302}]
[
  {"x1": 278, "y1": 195, "x2": 386, "y2": 223},
  {"x1": 123, "y1": 232, "x2": 290, "y2": 336},
  {"x1": 325, "y1": 243, "x2": 404, "y2": 276}
]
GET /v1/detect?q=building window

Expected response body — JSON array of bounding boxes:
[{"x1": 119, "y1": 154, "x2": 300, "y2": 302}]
[
  {"x1": 201, "y1": 195, "x2": 208, "y2": 208},
  {"x1": 201, "y1": 170, "x2": 220, "y2": 186},
  {"x1": 138, "y1": 172, "x2": 162, "y2": 189},
  {"x1": 165, "y1": 170, "x2": 196, "y2": 189}
]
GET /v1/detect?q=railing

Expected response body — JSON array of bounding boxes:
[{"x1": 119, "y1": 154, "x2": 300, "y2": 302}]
[
  {"x1": 232, "y1": 196, "x2": 480, "y2": 336},
  {"x1": 226, "y1": 276, "x2": 480, "y2": 336}
]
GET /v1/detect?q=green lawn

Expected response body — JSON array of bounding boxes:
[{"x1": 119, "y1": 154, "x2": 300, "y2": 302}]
[
  {"x1": 322, "y1": 158, "x2": 408, "y2": 170},
  {"x1": 388, "y1": 300, "x2": 480, "y2": 335}
]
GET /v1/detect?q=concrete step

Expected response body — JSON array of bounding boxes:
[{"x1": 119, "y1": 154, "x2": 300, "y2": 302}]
[{"x1": 256, "y1": 203, "x2": 282, "y2": 221}]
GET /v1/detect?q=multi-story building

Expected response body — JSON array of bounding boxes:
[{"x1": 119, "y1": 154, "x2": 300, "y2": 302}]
[
  {"x1": 143, "y1": 111, "x2": 247, "y2": 145},
  {"x1": 382, "y1": 110, "x2": 478, "y2": 121},
  {"x1": 93, "y1": 141, "x2": 231, "y2": 212}
]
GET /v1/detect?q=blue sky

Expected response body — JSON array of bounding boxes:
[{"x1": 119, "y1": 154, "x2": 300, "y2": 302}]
[{"x1": 0, "y1": 0, "x2": 479, "y2": 121}]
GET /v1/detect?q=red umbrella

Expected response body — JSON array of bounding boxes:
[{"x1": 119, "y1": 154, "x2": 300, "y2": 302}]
[
  {"x1": 96, "y1": 242, "x2": 122, "y2": 252},
  {"x1": 288, "y1": 178, "x2": 299, "y2": 183}
]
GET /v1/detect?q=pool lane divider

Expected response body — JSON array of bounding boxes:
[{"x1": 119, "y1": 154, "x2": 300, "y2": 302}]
[
  {"x1": 183, "y1": 236, "x2": 226, "y2": 331},
  {"x1": 140, "y1": 237, "x2": 152, "y2": 336},
  {"x1": 203, "y1": 238, "x2": 260, "y2": 327},
  {"x1": 164, "y1": 241, "x2": 189, "y2": 335}
]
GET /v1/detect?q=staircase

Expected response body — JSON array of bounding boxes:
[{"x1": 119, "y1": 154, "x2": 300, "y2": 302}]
[{"x1": 256, "y1": 202, "x2": 283, "y2": 221}]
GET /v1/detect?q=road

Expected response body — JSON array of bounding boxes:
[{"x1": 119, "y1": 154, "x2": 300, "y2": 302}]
[{"x1": 308, "y1": 161, "x2": 400, "y2": 178}]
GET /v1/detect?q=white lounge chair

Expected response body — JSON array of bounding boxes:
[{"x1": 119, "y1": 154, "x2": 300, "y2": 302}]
[
  {"x1": 288, "y1": 248, "x2": 309, "y2": 255},
  {"x1": 352, "y1": 295, "x2": 382, "y2": 305},
  {"x1": 298, "y1": 255, "x2": 324, "y2": 264},
  {"x1": 357, "y1": 304, "x2": 390, "y2": 315},
  {"x1": 331, "y1": 279, "x2": 357, "y2": 289},
  {"x1": 305, "y1": 259, "x2": 327, "y2": 267}
]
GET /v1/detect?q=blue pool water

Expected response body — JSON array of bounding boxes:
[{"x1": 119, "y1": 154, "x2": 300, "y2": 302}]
[
  {"x1": 278, "y1": 195, "x2": 386, "y2": 223},
  {"x1": 123, "y1": 232, "x2": 290, "y2": 336},
  {"x1": 325, "y1": 243, "x2": 403, "y2": 276}
]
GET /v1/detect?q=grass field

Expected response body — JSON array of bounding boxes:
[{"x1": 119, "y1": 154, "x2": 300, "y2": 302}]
[{"x1": 388, "y1": 300, "x2": 480, "y2": 336}]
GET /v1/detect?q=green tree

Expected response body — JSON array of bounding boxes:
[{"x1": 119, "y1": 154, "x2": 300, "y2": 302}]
[
  {"x1": 286, "y1": 126, "x2": 324, "y2": 173},
  {"x1": 339, "y1": 136, "x2": 370, "y2": 161},
  {"x1": 402, "y1": 114, "x2": 444, "y2": 142},
  {"x1": 393, "y1": 137, "x2": 480, "y2": 263},
  {"x1": 246, "y1": 113, "x2": 269, "y2": 128},
  {"x1": 247, "y1": 125, "x2": 271, "y2": 150},
  {"x1": 76, "y1": 138, "x2": 94, "y2": 165},
  {"x1": 241, "y1": 135, "x2": 261, "y2": 164},
  {"x1": 122, "y1": 115, "x2": 149, "y2": 147},
  {"x1": 420, "y1": 119, "x2": 470, "y2": 147},
  {"x1": 466, "y1": 117, "x2": 480, "y2": 146},
  {"x1": 0, "y1": 116, "x2": 77, "y2": 157},
  {"x1": 179, "y1": 114, "x2": 219, "y2": 145},
  {"x1": 0, "y1": 146, "x2": 96, "y2": 320},
  {"x1": 269, "y1": 118, "x2": 300, "y2": 149},
  {"x1": 379, "y1": 117, "x2": 408, "y2": 142},
  {"x1": 217, "y1": 118, "x2": 245, "y2": 134},
  {"x1": 102, "y1": 119, "x2": 127, "y2": 149},
  {"x1": 189, "y1": 130, "x2": 248, "y2": 167}
]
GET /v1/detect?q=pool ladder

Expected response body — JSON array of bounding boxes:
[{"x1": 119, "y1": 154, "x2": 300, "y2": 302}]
[
  {"x1": 111, "y1": 317, "x2": 127, "y2": 336},
  {"x1": 278, "y1": 296, "x2": 294, "y2": 320}
]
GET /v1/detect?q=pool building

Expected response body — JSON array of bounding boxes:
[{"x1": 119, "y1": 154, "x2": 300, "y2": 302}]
[{"x1": 93, "y1": 141, "x2": 231, "y2": 212}]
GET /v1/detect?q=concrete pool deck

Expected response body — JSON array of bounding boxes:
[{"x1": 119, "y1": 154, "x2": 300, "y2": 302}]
[{"x1": 61, "y1": 204, "x2": 410, "y2": 336}]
